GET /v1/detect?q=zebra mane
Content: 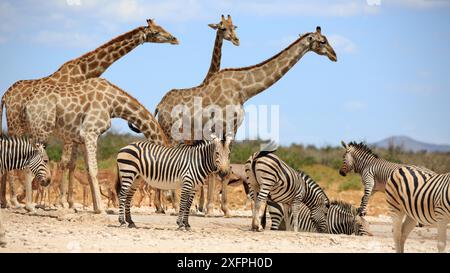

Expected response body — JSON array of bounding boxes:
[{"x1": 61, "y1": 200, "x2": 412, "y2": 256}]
[
  {"x1": 330, "y1": 199, "x2": 358, "y2": 216},
  {"x1": 348, "y1": 141, "x2": 379, "y2": 158}
]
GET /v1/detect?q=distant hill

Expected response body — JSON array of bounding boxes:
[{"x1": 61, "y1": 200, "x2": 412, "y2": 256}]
[{"x1": 372, "y1": 136, "x2": 450, "y2": 153}]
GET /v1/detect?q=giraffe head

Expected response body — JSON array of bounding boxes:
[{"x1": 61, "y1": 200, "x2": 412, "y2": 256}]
[
  {"x1": 145, "y1": 19, "x2": 179, "y2": 45},
  {"x1": 208, "y1": 15, "x2": 240, "y2": 46},
  {"x1": 304, "y1": 26, "x2": 337, "y2": 62}
]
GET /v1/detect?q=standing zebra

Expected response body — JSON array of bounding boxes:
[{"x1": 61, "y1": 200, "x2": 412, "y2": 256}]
[
  {"x1": 0, "y1": 136, "x2": 51, "y2": 246},
  {"x1": 245, "y1": 150, "x2": 329, "y2": 232},
  {"x1": 386, "y1": 166, "x2": 449, "y2": 253},
  {"x1": 339, "y1": 141, "x2": 433, "y2": 216},
  {"x1": 267, "y1": 200, "x2": 372, "y2": 235},
  {"x1": 116, "y1": 135, "x2": 232, "y2": 230}
]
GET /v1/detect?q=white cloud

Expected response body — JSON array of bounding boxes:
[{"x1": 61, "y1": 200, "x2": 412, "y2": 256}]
[
  {"x1": 384, "y1": 0, "x2": 450, "y2": 9},
  {"x1": 344, "y1": 100, "x2": 367, "y2": 111},
  {"x1": 328, "y1": 34, "x2": 357, "y2": 54}
]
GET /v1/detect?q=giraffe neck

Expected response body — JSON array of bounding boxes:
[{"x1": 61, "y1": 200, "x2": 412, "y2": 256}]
[
  {"x1": 231, "y1": 34, "x2": 311, "y2": 102},
  {"x1": 203, "y1": 30, "x2": 224, "y2": 83},
  {"x1": 47, "y1": 27, "x2": 147, "y2": 84},
  {"x1": 110, "y1": 85, "x2": 169, "y2": 146}
]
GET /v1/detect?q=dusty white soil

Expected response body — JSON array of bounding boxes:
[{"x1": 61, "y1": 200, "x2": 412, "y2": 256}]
[{"x1": 0, "y1": 205, "x2": 447, "y2": 253}]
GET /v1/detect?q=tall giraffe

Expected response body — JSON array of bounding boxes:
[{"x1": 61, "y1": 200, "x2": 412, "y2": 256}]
[
  {"x1": 21, "y1": 78, "x2": 169, "y2": 213},
  {"x1": 155, "y1": 26, "x2": 337, "y2": 216},
  {"x1": 129, "y1": 15, "x2": 240, "y2": 215},
  {"x1": 0, "y1": 19, "x2": 178, "y2": 211}
]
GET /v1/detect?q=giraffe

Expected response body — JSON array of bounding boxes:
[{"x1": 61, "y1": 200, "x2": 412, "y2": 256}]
[
  {"x1": 154, "y1": 26, "x2": 337, "y2": 216},
  {"x1": 0, "y1": 19, "x2": 178, "y2": 211},
  {"x1": 129, "y1": 15, "x2": 240, "y2": 215},
  {"x1": 19, "y1": 77, "x2": 169, "y2": 213}
]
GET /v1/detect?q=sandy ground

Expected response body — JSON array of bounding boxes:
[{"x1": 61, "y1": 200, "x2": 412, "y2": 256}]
[{"x1": 0, "y1": 205, "x2": 447, "y2": 253}]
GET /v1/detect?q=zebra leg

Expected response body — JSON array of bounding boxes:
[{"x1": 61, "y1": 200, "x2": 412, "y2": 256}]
[
  {"x1": 282, "y1": 203, "x2": 293, "y2": 231},
  {"x1": 177, "y1": 181, "x2": 195, "y2": 230},
  {"x1": 391, "y1": 212, "x2": 406, "y2": 253},
  {"x1": 205, "y1": 175, "x2": 216, "y2": 217},
  {"x1": 125, "y1": 186, "x2": 138, "y2": 228},
  {"x1": 220, "y1": 176, "x2": 232, "y2": 217},
  {"x1": 437, "y1": 219, "x2": 448, "y2": 253},
  {"x1": 291, "y1": 202, "x2": 303, "y2": 232},
  {"x1": 81, "y1": 135, "x2": 103, "y2": 214},
  {"x1": 400, "y1": 215, "x2": 417, "y2": 250},
  {"x1": 358, "y1": 176, "x2": 374, "y2": 216}
]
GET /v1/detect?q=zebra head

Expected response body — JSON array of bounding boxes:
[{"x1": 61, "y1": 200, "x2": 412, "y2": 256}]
[
  {"x1": 29, "y1": 143, "x2": 51, "y2": 187},
  {"x1": 211, "y1": 133, "x2": 233, "y2": 179},
  {"x1": 310, "y1": 197, "x2": 330, "y2": 233},
  {"x1": 340, "y1": 141, "x2": 378, "y2": 176},
  {"x1": 353, "y1": 215, "x2": 372, "y2": 236},
  {"x1": 339, "y1": 141, "x2": 353, "y2": 176}
]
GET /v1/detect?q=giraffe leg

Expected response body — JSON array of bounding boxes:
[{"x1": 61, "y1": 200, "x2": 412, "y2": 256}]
[
  {"x1": 67, "y1": 144, "x2": 78, "y2": 209},
  {"x1": 8, "y1": 172, "x2": 20, "y2": 208},
  {"x1": 220, "y1": 177, "x2": 232, "y2": 217},
  {"x1": 437, "y1": 219, "x2": 448, "y2": 253},
  {"x1": 24, "y1": 169, "x2": 35, "y2": 213},
  {"x1": 81, "y1": 135, "x2": 103, "y2": 214},
  {"x1": 198, "y1": 185, "x2": 206, "y2": 213},
  {"x1": 1, "y1": 174, "x2": 7, "y2": 208},
  {"x1": 205, "y1": 175, "x2": 215, "y2": 217},
  {"x1": 0, "y1": 208, "x2": 6, "y2": 247}
]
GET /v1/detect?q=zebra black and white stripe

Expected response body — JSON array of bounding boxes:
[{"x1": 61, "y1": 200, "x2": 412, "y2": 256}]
[
  {"x1": 339, "y1": 141, "x2": 433, "y2": 216},
  {"x1": 245, "y1": 150, "x2": 329, "y2": 233},
  {"x1": 0, "y1": 136, "x2": 51, "y2": 186},
  {"x1": 386, "y1": 166, "x2": 449, "y2": 253},
  {"x1": 267, "y1": 200, "x2": 372, "y2": 235},
  {"x1": 115, "y1": 135, "x2": 232, "y2": 230}
]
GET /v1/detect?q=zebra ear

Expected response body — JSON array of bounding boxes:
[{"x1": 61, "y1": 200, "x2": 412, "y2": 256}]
[{"x1": 341, "y1": 141, "x2": 348, "y2": 149}]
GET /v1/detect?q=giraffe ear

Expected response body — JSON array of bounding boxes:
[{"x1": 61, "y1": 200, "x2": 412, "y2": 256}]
[{"x1": 147, "y1": 19, "x2": 155, "y2": 26}]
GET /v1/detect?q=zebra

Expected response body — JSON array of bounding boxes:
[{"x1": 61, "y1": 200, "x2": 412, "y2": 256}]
[
  {"x1": 339, "y1": 141, "x2": 434, "y2": 216},
  {"x1": 0, "y1": 136, "x2": 51, "y2": 191},
  {"x1": 267, "y1": 200, "x2": 372, "y2": 236},
  {"x1": 115, "y1": 134, "x2": 232, "y2": 230},
  {"x1": 245, "y1": 149, "x2": 329, "y2": 233},
  {"x1": 386, "y1": 166, "x2": 449, "y2": 253}
]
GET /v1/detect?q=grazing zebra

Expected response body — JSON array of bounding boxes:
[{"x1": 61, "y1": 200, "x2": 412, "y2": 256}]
[
  {"x1": 116, "y1": 135, "x2": 232, "y2": 230},
  {"x1": 386, "y1": 166, "x2": 449, "y2": 253},
  {"x1": 245, "y1": 150, "x2": 329, "y2": 232},
  {"x1": 339, "y1": 141, "x2": 433, "y2": 216},
  {"x1": 267, "y1": 200, "x2": 372, "y2": 235}
]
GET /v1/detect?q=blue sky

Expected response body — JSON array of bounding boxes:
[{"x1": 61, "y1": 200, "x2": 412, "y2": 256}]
[{"x1": 0, "y1": 0, "x2": 449, "y2": 146}]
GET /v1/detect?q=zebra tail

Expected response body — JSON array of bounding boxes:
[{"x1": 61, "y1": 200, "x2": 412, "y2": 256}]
[{"x1": 114, "y1": 164, "x2": 121, "y2": 202}]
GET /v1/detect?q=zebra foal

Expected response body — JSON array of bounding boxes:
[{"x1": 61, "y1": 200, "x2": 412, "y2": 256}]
[
  {"x1": 386, "y1": 166, "x2": 449, "y2": 253},
  {"x1": 116, "y1": 134, "x2": 232, "y2": 230},
  {"x1": 245, "y1": 150, "x2": 329, "y2": 232}
]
